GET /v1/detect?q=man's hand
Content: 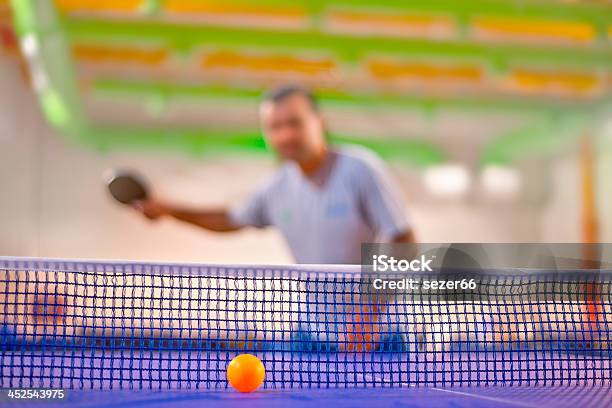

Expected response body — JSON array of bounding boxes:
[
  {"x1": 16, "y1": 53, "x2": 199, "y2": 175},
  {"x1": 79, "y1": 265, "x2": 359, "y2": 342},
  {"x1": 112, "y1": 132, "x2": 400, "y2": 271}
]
[
  {"x1": 392, "y1": 229, "x2": 416, "y2": 244},
  {"x1": 132, "y1": 200, "x2": 169, "y2": 220},
  {"x1": 339, "y1": 303, "x2": 383, "y2": 352}
]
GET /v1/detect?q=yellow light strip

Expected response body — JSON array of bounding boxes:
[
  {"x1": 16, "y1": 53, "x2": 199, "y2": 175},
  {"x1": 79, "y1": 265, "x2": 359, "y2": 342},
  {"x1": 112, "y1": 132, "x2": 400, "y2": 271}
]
[
  {"x1": 329, "y1": 10, "x2": 450, "y2": 27},
  {"x1": 73, "y1": 44, "x2": 169, "y2": 66},
  {"x1": 327, "y1": 9, "x2": 455, "y2": 38},
  {"x1": 510, "y1": 69, "x2": 600, "y2": 93},
  {"x1": 472, "y1": 17, "x2": 596, "y2": 43},
  {"x1": 368, "y1": 60, "x2": 484, "y2": 82},
  {"x1": 55, "y1": 0, "x2": 143, "y2": 13},
  {"x1": 164, "y1": 0, "x2": 306, "y2": 20},
  {"x1": 202, "y1": 51, "x2": 336, "y2": 76}
]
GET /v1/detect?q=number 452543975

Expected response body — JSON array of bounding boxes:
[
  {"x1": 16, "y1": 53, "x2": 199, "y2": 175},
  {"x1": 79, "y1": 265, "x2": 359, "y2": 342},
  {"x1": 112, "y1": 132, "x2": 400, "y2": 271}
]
[{"x1": 5, "y1": 389, "x2": 66, "y2": 400}]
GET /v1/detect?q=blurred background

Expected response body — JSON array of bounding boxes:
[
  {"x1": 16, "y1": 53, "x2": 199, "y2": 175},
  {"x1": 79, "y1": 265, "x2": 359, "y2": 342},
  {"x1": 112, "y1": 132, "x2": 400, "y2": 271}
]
[{"x1": 0, "y1": 0, "x2": 610, "y2": 264}]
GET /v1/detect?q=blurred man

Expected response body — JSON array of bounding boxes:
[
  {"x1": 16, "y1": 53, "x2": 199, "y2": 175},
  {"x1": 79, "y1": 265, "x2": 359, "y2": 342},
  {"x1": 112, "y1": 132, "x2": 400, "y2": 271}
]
[{"x1": 134, "y1": 85, "x2": 415, "y2": 263}]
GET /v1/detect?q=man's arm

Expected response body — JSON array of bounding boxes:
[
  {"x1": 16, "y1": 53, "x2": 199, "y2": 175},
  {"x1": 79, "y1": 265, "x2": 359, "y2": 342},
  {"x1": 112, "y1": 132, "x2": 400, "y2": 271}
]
[
  {"x1": 133, "y1": 200, "x2": 241, "y2": 232},
  {"x1": 357, "y1": 155, "x2": 415, "y2": 243}
]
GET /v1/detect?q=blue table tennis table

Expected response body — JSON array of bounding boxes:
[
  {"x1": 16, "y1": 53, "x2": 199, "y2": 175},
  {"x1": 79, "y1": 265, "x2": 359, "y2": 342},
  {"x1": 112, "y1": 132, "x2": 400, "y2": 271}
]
[
  {"x1": 27, "y1": 385, "x2": 612, "y2": 408},
  {"x1": 1, "y1": 258, "x2": 610, "y2": 407}
]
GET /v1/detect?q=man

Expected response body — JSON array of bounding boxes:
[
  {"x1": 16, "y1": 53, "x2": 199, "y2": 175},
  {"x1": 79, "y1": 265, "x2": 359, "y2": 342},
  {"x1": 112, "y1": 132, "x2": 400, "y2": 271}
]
[{"x1": 134, "y1": 85, "x2": 415, "y2": 264}]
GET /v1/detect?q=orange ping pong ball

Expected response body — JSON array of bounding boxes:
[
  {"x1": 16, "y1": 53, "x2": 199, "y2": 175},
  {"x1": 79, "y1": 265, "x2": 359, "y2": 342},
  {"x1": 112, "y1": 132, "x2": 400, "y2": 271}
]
[{"x1": 227, "y1": 354, "x2": 265, "y2": 393}]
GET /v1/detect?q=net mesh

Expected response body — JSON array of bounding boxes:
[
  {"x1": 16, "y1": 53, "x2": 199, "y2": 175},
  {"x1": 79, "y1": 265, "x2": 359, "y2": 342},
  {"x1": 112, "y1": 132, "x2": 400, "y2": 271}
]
[{"x1": 1, "y1": 258, "x2": 610, "y2": 390}]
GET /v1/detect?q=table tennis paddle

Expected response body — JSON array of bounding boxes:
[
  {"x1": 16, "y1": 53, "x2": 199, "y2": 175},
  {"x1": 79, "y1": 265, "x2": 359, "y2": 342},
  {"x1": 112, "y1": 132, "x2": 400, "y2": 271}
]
[{"x1": 106, "y1": 170, "x2": 149, "y2": 205}]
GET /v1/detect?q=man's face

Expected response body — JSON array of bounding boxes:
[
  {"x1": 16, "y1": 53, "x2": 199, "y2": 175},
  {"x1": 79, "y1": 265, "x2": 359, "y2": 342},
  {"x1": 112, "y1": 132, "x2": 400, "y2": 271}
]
[{"x1": 260, "y1": 94, "x2": 325, "y2": 161}]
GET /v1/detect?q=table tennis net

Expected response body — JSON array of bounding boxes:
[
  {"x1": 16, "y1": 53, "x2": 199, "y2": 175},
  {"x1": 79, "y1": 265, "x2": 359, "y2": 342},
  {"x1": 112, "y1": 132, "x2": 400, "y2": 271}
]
[{"x1": 1, "y1": 258, "x2": 611, "y2": 389}]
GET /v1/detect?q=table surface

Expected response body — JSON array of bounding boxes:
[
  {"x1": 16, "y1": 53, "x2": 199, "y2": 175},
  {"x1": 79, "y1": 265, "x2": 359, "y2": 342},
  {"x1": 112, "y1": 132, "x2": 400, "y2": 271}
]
[{"x1": 3, "y1": 386, "x2": 610, "y2": 408}]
